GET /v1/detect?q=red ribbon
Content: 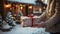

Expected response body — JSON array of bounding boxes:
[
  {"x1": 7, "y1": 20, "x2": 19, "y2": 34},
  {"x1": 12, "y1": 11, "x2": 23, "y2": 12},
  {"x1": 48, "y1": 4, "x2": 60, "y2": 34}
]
[{"x1": 28, "y1": 14, "x2": 34, "y2": 27}]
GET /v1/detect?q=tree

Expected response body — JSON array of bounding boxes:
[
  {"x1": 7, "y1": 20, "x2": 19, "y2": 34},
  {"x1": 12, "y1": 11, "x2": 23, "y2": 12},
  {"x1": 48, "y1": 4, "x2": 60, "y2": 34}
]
[{"x1": 6, "y1": 11, "x2": 16, "y2": 26}]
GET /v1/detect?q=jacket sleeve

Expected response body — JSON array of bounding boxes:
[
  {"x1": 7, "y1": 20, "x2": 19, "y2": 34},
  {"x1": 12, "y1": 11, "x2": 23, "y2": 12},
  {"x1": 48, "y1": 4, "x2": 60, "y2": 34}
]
[
  {"x1": 38, "y1": 12, "x2": 47, "y2": 21},
  {"x1": 40, "y1": 12, "x2": 60, "y2": 28},
  {"x1": 38, "y1": 0, "x2": 50, "y2": 21}
]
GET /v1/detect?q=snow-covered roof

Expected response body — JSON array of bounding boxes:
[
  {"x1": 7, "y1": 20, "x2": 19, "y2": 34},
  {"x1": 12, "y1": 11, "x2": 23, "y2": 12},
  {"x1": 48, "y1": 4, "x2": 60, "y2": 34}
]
[{"x1": 7, "y1": 0, "x2": 36, "y2": 4}]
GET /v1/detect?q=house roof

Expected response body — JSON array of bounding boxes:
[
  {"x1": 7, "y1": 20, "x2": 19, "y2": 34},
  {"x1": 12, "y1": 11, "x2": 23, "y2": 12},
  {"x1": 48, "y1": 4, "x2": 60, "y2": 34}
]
[{"x1": 7, "y1": 0, "x2": 36, "y2": 4}]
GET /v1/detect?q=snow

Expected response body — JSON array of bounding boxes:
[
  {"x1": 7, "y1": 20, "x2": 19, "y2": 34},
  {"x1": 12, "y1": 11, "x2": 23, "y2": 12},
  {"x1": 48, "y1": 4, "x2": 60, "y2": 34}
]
[
  {"x1": 8, "y1": 0, "x2": 36, "y2": 4},
  {"x1": 0, "y1": 25, "x2": 50, "y2": 34}
]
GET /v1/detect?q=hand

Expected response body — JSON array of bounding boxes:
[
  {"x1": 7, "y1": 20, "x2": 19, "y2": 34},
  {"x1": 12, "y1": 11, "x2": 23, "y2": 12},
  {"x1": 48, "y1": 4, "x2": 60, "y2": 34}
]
[
  {"x1": 33, "y1": 23, "x2": 41, "y2": 28},
  {"x1": 33, "y1": 21, "x2": 45, "y2": 28}
]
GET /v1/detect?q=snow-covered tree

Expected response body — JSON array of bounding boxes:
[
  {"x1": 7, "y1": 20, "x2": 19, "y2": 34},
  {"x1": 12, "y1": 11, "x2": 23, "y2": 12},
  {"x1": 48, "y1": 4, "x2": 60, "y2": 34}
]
[
  {"x1": 0, "y1": 14, "x2": 3, "y2": 29},
  {"x1": 6, "y1": 11, "x2": 16, "y2": 26}
]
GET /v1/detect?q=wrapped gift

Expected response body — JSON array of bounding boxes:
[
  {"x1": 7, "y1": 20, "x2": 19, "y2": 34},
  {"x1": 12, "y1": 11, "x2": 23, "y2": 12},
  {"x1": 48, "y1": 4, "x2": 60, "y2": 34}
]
[
  {"x1": 21, "y1": 16, "x2": 32, "y2": 27},
  {"x1": 21, "y1": 16, "x2": 41, "y2": 27}
]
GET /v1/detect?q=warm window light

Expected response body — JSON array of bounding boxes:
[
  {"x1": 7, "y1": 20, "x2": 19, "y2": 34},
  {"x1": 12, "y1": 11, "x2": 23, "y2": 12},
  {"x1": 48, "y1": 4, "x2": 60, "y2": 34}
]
[
  {"x1": 16, "y1": 5, "x2": 18, "y2": 7},
  {"x1": 39, "y1": 8, "x2": 41, "y2": 11},
  {"x1": 21, "y1": 6, "x2": 23, "y2": 9},
  {"x1": 39, "y1": 8, "x2": 42, "y2": 13},
  {"x1": 4, "y1": 4, "x2": 11, "y2": 8},
  {"x1": 29, "y1": 6, "x2": 32, "y2": 9}
]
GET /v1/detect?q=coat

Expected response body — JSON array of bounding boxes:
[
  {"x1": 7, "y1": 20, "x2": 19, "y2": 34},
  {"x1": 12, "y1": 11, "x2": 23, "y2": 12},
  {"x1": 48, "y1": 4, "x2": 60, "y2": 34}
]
[
  {"x1": 41, "y1": 10, "x2": 60, "y2": 33},
  {"x1": 39, "y1": 0, "x2": 60, "y2": 33}
]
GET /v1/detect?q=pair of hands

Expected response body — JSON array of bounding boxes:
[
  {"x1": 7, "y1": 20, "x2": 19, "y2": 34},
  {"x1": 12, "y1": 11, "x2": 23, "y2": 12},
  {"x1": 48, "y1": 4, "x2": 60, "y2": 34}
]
[{"x1": 34, "y1": 21, "x2": 45, "y2": 28}]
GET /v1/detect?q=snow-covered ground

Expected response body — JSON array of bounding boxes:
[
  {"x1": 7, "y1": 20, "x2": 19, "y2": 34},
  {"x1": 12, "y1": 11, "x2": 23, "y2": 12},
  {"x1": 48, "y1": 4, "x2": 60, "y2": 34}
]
[{"x1": 0, "y1": 25, "x2": 50, "y2": 34}]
